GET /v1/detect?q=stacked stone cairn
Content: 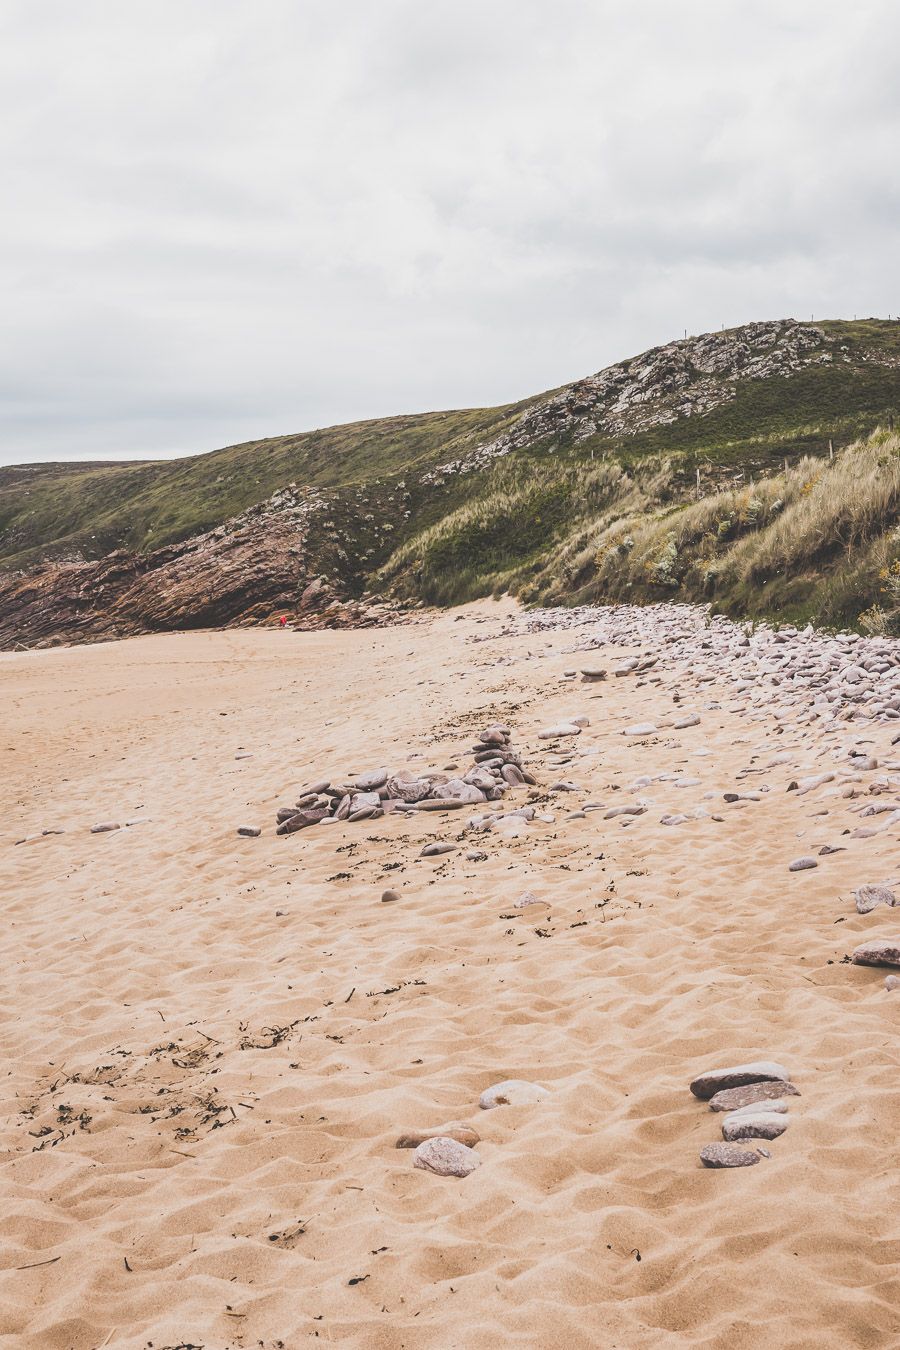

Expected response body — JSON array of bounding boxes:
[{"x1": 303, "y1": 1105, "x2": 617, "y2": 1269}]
[
  {"x1": 275, "y1": 724, "x2": 536, "y2": 835},
  {"x1": 690, "y1": 1060, "x2": 801, "y2": 1168}
]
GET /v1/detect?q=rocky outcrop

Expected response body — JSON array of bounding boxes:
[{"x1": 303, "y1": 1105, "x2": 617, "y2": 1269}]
[
  {"x1": 421, "y1": 321, "x2": 844, "y2": 483},
  {"x1": 0, "y1": 486, "x2": 404, "y2": 649}
]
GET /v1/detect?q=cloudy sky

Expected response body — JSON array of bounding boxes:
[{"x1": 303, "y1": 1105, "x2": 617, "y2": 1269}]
[{"x1": 1, "y1": 1, "x2": 898, "y2": 465}]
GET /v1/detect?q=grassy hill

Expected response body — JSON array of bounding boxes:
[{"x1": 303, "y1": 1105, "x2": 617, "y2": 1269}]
[{"x1": 1, "y1": 317, "x2": 899, "y2": 645}]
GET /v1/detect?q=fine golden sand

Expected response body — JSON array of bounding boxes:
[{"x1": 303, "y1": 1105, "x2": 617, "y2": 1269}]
[{"x1": 2, "y1": 600, "x2": 899, "y2": 1349}]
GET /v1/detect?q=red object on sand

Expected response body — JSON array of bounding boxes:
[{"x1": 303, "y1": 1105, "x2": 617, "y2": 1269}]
[{"x1": 279, "y1": 615, "x2": 288, "y2": 628}]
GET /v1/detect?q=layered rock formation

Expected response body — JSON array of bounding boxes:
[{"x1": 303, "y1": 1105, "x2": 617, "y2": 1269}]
[{"x1": 0, "y1": 487, "x2": 402, "y2": 648}]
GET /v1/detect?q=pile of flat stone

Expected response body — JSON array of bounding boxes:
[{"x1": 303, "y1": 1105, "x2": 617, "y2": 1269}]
[
  {"x1": 691, "y1": 1060, "x2": 800, "y2": 1168},
  {"x1": 274, "y1": 724, "x2": 536, "y2": 835}
]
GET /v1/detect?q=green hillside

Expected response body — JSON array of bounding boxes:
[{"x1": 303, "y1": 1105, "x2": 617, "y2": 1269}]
[{"x1": 1, "y1": 317, "x2": 899, "y2": 640}]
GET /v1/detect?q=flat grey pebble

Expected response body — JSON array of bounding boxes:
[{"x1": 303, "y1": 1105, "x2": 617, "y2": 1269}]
[
  {"x1": 708, "y1": 1080, "x2": 799, "y2": 1112},
  {"x1": 690, "y1": 1060, "x2": 791, "y2": 1100},
  {"x1": 700, "y1": 1142, "x2": 761, "y2": 1168},
  {"x1": 722, "y1": 1112, "x2": 789, "y2": 1141}
]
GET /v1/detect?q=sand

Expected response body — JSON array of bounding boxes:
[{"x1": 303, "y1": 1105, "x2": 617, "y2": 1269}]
[{"x1": 1, "y1": 599, "x2": 899, "y2": 1349}]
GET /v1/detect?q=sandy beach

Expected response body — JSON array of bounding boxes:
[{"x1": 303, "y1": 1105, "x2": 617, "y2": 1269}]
[{"x1": 2, "y1": 598, "x2": 899, "y2": 1349}]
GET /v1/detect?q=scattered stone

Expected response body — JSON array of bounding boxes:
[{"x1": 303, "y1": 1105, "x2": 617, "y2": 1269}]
[
  {"x1": 237, "y1": 826, "x2": 261, "y2": 837},
  {"x1": 722, "y1": 1112, "x2": 789, "y2": 1141},
  {"x1": 624, "y1": 722, "x2": 657, "y2": 737},
  {"x1": 397, "y1": 1122, "x2": 480, "y2": 1149},
  {"x1": 479, "y1": 1080, "x2": 549, "y2": 1109},
  {"x1": 789, "y1": 856, "x2": 818, "y2": 871},
  {"x1": 708, "y1": 1080, "x2": 799, "y2": 1112},
  {"x1": 580, "y1": 668, "x2": 607, "y2": 682},
  {"x1": 381, "y1": 889, "x2": 400, "y2": 903},
  {"x1": 885, "y1": 975, "x2": 900, "y2": 991},
  {"x1": 413, "y1": 1137, "x2": 482, "y2": 1177},
  {"x1": 275, "y1": 726, "x2": 536, "y2": 836},
  {"x1": 700, "y1": 1142, "x2": 761, "y2": 1168},
  {"x1": 420, "y1": 842, "x2": 457, "y2": 857},
  {"x1": 851, "y1": 938, "x2": 900, "y2": 968},
  {"x1": 674, "y1": 714, "x2": 701, "y2": 729},
  {"x1": 90, "y1": 822, "x2": 120, "y2": 833},
  {"x1": 690, "y1": 1061, "x2": 791, "y2": 1100}
]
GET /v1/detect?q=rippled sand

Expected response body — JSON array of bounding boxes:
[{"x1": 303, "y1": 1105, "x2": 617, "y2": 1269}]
[{"x1": 2, "y1": 601, "x2": 899, "y2": 1348}]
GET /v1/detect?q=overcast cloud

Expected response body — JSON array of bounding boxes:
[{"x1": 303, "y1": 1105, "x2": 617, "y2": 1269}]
[{"x1": 1, "y1": 0, "x2": 898, "y2": 465}]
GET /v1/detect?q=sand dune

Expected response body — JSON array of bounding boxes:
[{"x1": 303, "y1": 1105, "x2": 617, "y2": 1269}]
[{"x1": 2, "y1": 600, "x2": 899, "y2": 1349}]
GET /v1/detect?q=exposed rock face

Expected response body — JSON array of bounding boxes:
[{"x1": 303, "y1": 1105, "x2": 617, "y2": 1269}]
[
  {"x1": 422, "y1": 321, "x2": 838, "y2": 483},
  {"x1": 0, "y1": 486, "x2": 404, "y2": 649}
]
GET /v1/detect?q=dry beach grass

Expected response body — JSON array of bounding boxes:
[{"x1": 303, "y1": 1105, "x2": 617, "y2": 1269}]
[{"x1": 1, "y1": 599, "x2": 899, "y2": 1348}]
